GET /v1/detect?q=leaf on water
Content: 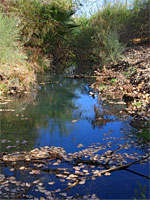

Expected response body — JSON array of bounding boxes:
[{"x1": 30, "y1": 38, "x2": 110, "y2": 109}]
[
  {"x1": 56, "y1": 174, "x2": 66, "y2": 178},
  {"x1": 26, "y1": 183, "x2": 31, "y2": 187},
  {"x1": 0, "y1": 174, "x2": 5, "y2": 182},
  {"x1": 73, "y1": 166, "x2": 80, "y2": 170},
  {"x1": 59, "y1": 179, "x2": 65, "y2": 182},
  {"x1": 72, "y1": 120, "x2": 78, "y2": 123},
  {"x1": 91, "y1": 194, "x2": 97, "y2": 199},
  {"x1": 93, "y1": 170, "x2": 101, "y2": 176},
  {"x1": 90, "y1": 165, "x2": 95, "y2": 168},
  {"x1": 48, "y1": 182, "x2": 55, "y2": 185},
  {"x1": 104, "y1": 172, "x2": 111, "y2": 176},
  {"x1": 60, "y1": 193, "x2": 67, "y2": 197},
  {"x1": 38, "y1": 183, "x2": 43, "y2": 186},
  {"x1": 40, "y1": 197, "x2": 45, "y2": 200},
  {"x1": 91, "y1": 177, "x2": 96, "y2": 180},
  {"x1": 55, "y1": 188, "x2": 61, "y2": 192},
  {"x1": 33, "y1": 180, "x2": 40, "y2": 184},
  {"x1": 10, "y1": 168, "x2": 14, "y2": 171},
  {"x1": 83, "y1": 170, "x2": 88, "y2": 173},
  {"x1": 45, "y1": 191, "x2": 52, "y2": 195},
  {"x1": 79, "y1": 179, "x2": 85, "y2": 184},
  {"x1": 4, "y1": 187, "x2": 9, "y2": 191},
  {"x1": 19, "y1": 166, "x2": 25, "y2": 170},
  {"x1": 53, "y1": 162, "x2": 59, "y2": 166},
  {"x1": 75, "y1": 171, "x2": 84, "y2": 176},
  {"x1": 77, "y1": 144, "x2": 84, "y2": 148},
  {"x1": 68, "y1": 174, "x2": 78, "y2": 178},
  {"x1": 31, "y1": 170, "x2": 40, "y2": 174}
]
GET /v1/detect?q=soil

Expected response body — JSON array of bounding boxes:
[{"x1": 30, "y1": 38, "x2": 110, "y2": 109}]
[{"x1": 91, "y1": 44, "x2": 150, "y2": 128}]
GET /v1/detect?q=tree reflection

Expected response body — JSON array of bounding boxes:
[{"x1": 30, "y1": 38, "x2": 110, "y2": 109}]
[
  {"x1": 91, "y1": 105, "x2": 113, "y2": 129},
  {"x1": 0, "y1": 77, "x2": 91, "y2": 152}
]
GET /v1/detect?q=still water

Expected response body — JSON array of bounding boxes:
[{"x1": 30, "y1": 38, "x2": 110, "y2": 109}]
[{"x1": 0, "y1": 74, "x2": 149, "y2": 199}]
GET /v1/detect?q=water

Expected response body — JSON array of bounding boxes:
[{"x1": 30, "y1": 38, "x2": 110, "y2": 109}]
[{"x1": 0, "y1": 74, "x2": 149, "y2": 199}]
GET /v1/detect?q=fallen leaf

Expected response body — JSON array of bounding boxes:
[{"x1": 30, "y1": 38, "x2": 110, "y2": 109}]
[
  {"x1": 72, "y1": 120, "x2": 78, "y2": 123},
  {"x1": 48, "y1": 182, "x2": 55, "y2": 185}
]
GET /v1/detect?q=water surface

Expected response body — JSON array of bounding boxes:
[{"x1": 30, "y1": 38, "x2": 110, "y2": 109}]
[{"x1": 0, "y1": 74, "x2": 149, "y2": 199}]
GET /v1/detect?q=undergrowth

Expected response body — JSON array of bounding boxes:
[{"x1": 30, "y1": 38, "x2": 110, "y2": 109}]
[{"x1": 0, "y1": 13, "x2": 35, "y2": 96}]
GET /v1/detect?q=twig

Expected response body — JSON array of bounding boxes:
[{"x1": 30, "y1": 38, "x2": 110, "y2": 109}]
[
  {"x1": 62, "y1": 180, "x2": 79, "y2": 192},
  {"x1": 125, "y1": 168, "x2": 150, "y2": 180}
]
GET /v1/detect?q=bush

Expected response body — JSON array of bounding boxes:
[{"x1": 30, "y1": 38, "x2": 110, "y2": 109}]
[
  {"x1": 0, "y1": 13, "x2": 26, "y2": 65},
  {"x1": 0, "y1": 13, "x2": 35, "y2": 95},
  {"x1": 73, "y1": 13, "x2": 125, "y2": 69},
  {"x1": 100, "y1": 0, "x2": 149, "y2": 43}
]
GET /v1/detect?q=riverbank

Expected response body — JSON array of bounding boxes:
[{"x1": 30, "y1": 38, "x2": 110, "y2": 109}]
[{"x1": 91, "y1": 44, "x2": 150, "y2": 128}]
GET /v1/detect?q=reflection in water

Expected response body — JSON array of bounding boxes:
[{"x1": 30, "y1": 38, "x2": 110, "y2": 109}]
[
  {"x1": 0, "y1": 75, "x2": 149, "y2": 199},
  {"x1": 1, "y1": 75, "x2": 149, "y2": 152},
  {"x1": 1, "y1": 76, "x2": 94, "y2": 152}
]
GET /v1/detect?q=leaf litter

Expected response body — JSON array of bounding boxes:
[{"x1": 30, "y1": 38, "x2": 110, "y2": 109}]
[{"x1": 0, "y1": 143, "x2": 149, "y2": 199}]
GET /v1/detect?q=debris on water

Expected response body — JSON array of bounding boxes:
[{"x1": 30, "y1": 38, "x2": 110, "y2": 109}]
[
  {"x1": 0, "y1": 174, "x2": 5, "y2": 182},
  {"x1": 77, "y1": 143, "x2": 84, "y2": 148},
  {"x1": 72, "y1": 119, "x2": 78, "y2": 123},
  {"x1": 0, "y1": 143, "x2": 149, "y2": 199}
]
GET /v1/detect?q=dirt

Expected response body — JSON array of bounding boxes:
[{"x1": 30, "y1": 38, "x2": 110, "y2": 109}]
[{"x1": 91, "y1": 44, "x2": 150, "y2": 128}]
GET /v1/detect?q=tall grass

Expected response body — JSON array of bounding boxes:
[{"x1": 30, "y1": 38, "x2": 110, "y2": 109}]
[
  {"x1": 0, "y1": 13, "x2": 26, "y2": 65},
  {"x1": 0, "y1": 13, "x2": 35, "y2": 95}
]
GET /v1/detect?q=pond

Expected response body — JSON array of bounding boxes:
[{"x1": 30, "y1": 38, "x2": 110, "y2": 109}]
[{"x1": 0, "y1": 74, "x2": 149, "y2": 199}]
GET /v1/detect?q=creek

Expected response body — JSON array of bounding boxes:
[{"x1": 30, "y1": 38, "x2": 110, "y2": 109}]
[{"x1": 0, "y1": 74, "x2": 149, "y2": 199}]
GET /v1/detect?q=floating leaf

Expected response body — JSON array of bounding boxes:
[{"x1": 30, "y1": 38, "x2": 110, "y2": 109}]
[
  {"x1": 104, "y1": 172, "x2": 111, "y2": 176},
  {"x1": 19, "y1": 166, "x2": 25, "y2": 170},
  {"x1": 72, "y1": 120, "x2": 78, "y2": 123},
  {"x1": 77, "y1": 143, "x2": 84, "y2": 148},
  {"x1": 79, "y1": 179, "x2": 85, "y2": 184},
  {"x1": 48, "y1": 182, "x2": 55, "y2": 185}
]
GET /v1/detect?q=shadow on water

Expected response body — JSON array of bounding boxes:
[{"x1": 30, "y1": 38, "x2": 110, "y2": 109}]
[{"x1": 0, "y1": 74, "x2": 149, "y2": 199}]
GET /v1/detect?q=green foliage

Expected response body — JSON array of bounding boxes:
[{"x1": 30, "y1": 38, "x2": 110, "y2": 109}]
[
  {"x1": 72, "y1": 0, "x2": 148, "y2": 71},
  {"x1": 3, "y1": 0, "x2": 77, "y2": 47},
  {"x1": 136, "y1": 128, "x2": 150, "y2": 143},
  {"x1": 73, "y1": 14, "x2": 124, "y2": 69},
  {"x1": 0, "y1": 13, "x2": 26, "y2": 65},
  {"x1": 124, "y1": 65, "x2": 136, "y2": 79},
  {"x1": 100, "y1": 0, "x2": 149, "y2": 43},
  {"x1": 98, "y1": 84, "x2": 108, "y2": 91},
  {"x1": 92, "y1": 31, "x2": 125, "y2": 66},
  {"x1": 110, "y1": 78, "x2": 117, "y2": 83},
  {"x1": 0, "y1": 0, "x2": 149, "y2": 78},
  {"x1": 0, "y1": 13, "x2": 35, "y2": 96},
  {"x1": 134, "y1": 183, "x2": 147, "y2": 200}
]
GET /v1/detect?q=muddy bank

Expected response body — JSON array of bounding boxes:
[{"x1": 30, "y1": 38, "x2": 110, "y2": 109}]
[{"x1": 91, "y1": 44, "x2": 150, "y2": 128}]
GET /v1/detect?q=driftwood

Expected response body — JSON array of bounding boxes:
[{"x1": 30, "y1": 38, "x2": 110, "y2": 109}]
[
  {"x1": 0, "y1": 148, "x2": 63, "y2": 162},
  {"x1": 67, "y1": 74, "x2": 98, "y2": 79}
]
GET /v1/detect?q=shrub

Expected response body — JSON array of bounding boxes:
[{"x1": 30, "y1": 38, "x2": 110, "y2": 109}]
[
  {"x1": 0, "y1": 13, "x2": 26, "y2": 65},
  {"x1": 93, "y1": 31, "x2": 125, "y2": 66},
  {"x1": 0, "y1": 13, "x2": 35, "y2": 95}
]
